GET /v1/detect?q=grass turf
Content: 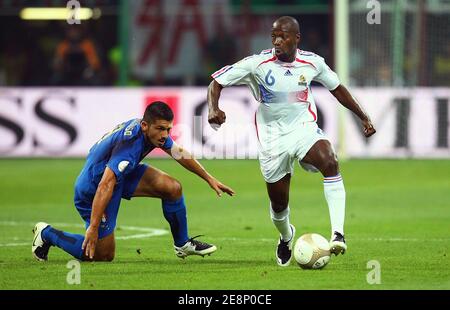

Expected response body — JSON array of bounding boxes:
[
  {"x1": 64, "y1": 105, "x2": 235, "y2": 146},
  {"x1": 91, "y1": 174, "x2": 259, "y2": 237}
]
[{"x1": 0, "y1": 159, "x2": 449, "y2": 289}]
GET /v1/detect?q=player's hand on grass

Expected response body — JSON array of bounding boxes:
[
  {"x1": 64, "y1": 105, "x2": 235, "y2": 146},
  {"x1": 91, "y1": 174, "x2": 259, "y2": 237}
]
[
  {"x1": 82, "y1": 225, "x2": 99, "y2": 260},
  {"x1": 362, "y1": 118, "x2": 376, "y2": 137},
  {"x1": 208, "y1": 108, "x2": 226, "y2": 129},
  {"x1": 208, "y1": 177, "x2": 235, "y2": 197}
]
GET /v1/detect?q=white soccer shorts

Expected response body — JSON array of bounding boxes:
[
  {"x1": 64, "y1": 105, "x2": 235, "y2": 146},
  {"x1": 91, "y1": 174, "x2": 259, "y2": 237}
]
[{"x1": 257, "y1": 122, "x2": 329, "y2": 183}]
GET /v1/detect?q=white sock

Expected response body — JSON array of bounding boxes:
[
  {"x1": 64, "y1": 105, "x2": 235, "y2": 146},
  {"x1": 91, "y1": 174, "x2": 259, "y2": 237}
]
[
  {"x1": 270, "y1": 205, "x2": 293, "y2": 241},
  {"x1": 323, "y1": 174, "x2": 346, "y2": 236}
]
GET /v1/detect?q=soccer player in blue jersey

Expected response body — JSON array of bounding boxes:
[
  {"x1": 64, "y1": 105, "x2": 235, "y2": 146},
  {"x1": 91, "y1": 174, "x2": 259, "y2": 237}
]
[{"x1": 32, "y1": 101, "x2": 235, "y2": 262}]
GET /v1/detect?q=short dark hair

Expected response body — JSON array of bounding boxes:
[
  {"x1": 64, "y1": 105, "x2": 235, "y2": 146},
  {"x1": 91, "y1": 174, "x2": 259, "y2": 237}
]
[
  {"x1": 273, "y1": 16, "x2": 300, "y2": 34},
  {"x1": 143, "y1": 101, "x2": 174, "y2": 123}
]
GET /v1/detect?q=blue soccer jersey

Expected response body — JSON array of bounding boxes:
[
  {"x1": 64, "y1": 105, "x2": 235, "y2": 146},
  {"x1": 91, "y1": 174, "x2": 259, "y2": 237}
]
[
  {"x1": 73, "y1": 119, "x2": 173, "y2": 238},
  {"x1": 75, "y1": 118, "x2": 173, "y2": 200},
  {"x1": 74, "y1": 119, "x2": 173, "y2": 238}
]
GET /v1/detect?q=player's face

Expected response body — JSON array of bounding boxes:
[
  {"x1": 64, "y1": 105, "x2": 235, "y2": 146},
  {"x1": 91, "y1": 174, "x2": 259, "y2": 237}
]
[
  {"x1": 141, "y1": 119, "x2": 173, "y2": 147},
  {"x1": 271, "y1": 23, "x2": 300, "y2": 62}
]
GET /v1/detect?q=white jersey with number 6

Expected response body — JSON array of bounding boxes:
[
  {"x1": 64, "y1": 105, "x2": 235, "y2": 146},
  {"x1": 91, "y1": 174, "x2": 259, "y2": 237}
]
[{"x1": 212, "y1": 48, "x2": 341, "y2": 182}]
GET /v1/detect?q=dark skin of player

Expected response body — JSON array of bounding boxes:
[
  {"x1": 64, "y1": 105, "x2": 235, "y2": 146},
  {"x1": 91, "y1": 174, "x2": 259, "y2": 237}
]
[
  {"x1": 82, "y1": 119, "x2": 235, "y2": 261},
  {"x1": 208, "y1": 16, "x2": 376, "y2": 214}
]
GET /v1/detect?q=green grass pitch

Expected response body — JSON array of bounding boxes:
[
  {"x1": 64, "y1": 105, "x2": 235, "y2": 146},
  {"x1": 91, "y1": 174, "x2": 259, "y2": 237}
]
[{"x1": 0, "y1": 159, "x2": 449, "y2": 289}]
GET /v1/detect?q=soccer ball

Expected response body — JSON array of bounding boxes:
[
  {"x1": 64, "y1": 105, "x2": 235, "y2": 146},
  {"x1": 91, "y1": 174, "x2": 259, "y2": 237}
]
[{"x1": 293, "y1": 233, "x2": 331, "y2": 269}]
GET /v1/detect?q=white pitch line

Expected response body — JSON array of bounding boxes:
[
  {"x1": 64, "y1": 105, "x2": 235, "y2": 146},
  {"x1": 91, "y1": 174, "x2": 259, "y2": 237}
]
[
  {"x1": 116, "y1": 233, "x2": 165, "y2": 240},
  {"x1": 2, "y1": 221, "x2": 449, "y2": 247},
  {"x1": 0, "y1": 221, "x2": 169, "y2": 247},
  {"x1": 119, "y1": 225, "x2": 167, "y2": 233},
  {"x1": 0, "y1": 242, "x2": 29, "y2": 247}
]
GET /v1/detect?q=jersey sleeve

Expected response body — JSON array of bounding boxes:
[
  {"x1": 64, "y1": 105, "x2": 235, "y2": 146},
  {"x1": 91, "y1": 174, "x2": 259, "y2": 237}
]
[
  {"x1": 211, "y1": 55, "x2": 257, "y2": 87},
  {"x1": 313, "y1": 57, "x2": 341, "y2": 91},
  {"x1": 106, "y1": 140, "x2": 140, "y2": 183}
]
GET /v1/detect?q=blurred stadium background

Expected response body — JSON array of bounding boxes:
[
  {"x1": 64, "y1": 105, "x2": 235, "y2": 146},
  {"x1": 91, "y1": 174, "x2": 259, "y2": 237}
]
[
  {"x1": 0, "y1": 0, "x2": 449, "y2": 290},
  {"x1": 1, "y1": 0, "x2": 449, "y2": 158},
  {"x1": 1, "y1": 0, "x2": 450, "y2": 88}
]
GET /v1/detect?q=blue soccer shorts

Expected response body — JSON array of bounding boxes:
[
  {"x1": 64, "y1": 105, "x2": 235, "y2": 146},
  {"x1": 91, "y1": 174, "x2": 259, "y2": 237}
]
[{"x1": 74, "y1": 164, "x2": 148, "y2": 239}]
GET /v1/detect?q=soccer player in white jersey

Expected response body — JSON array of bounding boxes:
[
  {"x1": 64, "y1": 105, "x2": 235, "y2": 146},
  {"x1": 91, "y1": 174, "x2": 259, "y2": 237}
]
[{"x1": 207, "y1": 16, "x2": 376, "y2": 266}]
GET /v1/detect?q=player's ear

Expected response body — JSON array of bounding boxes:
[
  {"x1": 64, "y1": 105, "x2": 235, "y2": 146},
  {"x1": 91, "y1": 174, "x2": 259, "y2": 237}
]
[{"x1": 140, "y1": 120, "x2": 149, "y2": 131}]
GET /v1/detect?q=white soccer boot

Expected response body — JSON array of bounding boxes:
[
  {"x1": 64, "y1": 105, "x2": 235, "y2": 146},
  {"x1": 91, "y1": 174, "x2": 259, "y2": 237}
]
[
  {"x1": 174, "y1": 235, "x2": 217, "y2": 258},
  {"x1": 276, "y1": 224, "x2": 296, "y2": 267},
  {"x1": 32, "y1": 222, "x2": 51, "y2": 261},
  {"x1": 330, "y1": 231, "x2": 347, "y2": 256}
]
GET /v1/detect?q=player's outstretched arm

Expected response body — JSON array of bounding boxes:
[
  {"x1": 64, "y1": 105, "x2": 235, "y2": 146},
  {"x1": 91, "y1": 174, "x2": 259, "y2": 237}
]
[
  {"x1": 82, "y1": 167, "x2": 117, "y2": 259},
  {"x1": 330, "y1": 84, "x2": 376, "y2": 138},
  {"x1": 164, "y1": 143, "x2": 235, "y2": 197},
  {"x1": 207, "y1": 80, "x2": 226, "y2": 129}
]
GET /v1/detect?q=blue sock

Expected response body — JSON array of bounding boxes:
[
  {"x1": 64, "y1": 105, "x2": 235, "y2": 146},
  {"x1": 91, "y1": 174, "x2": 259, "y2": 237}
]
[
  {"x1": 42, "y1": 226, "x2": 85, "y2": 260},
  {"x1": 162, "y1": 195, "x2": 189, "y2": 247}
]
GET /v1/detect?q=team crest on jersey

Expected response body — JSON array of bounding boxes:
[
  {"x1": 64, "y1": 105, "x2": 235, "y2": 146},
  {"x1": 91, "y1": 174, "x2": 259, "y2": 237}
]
[
  {"x1": 298, "y1": 75, "x2": 307, "y2": 86},
  {"x1": 118, "y1": 161, "x2": 129, "y2": 173},
  {"x1": 100, "y1": 213, "x2": 109, "y2": 229}
]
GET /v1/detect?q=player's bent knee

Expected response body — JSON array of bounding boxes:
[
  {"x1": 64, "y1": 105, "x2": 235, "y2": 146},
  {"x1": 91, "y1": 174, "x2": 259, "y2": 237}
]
[
  {"x1": 103, "y1": 252, "x2": 115, "y2": 262},
  {"x1": 94, "y1": 250, "x2": 115, "y2": 262},
  {"x1": 165, "y1": 179, "x2": 182, "y2": 201},
  {"x1": 322, "y1": 159, "x2": 339, "y2": 176},
  {"x1": 92, "y1": 233, "x2": 115, "y2": 262}
]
